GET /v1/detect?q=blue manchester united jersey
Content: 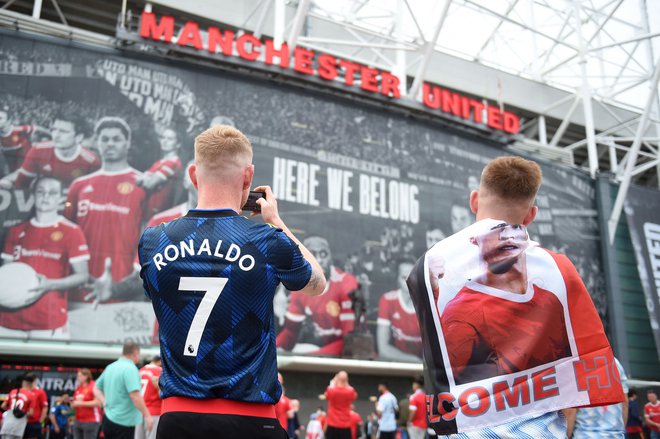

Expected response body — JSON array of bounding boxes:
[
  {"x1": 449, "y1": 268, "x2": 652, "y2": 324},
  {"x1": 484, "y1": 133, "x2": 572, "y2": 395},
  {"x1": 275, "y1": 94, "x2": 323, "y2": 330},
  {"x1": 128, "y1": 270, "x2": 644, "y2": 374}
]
[{"x1": 138, "y1": 209, "x2": 311, "y2": 404}]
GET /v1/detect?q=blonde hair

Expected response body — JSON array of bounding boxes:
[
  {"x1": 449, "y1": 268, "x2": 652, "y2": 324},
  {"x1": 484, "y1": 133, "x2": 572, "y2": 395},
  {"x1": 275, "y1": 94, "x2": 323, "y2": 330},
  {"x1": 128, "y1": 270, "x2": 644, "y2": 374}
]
[
  {"x1": 480, "y1": 156, "x2": 542, "y2": 201},
  {"x1": 78, "y1": 368, "x2": 93, "y2": 384},
  {"x1": 194, "y1": 125, "x2": 252, "y2": 169}
]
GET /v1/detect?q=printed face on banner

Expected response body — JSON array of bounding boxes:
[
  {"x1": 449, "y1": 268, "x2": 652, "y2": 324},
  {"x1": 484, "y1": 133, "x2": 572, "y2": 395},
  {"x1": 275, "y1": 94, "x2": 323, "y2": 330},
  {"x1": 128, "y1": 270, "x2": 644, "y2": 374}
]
[{"x1": 433, "y1": 221, "x2": 574, "y2": 387}]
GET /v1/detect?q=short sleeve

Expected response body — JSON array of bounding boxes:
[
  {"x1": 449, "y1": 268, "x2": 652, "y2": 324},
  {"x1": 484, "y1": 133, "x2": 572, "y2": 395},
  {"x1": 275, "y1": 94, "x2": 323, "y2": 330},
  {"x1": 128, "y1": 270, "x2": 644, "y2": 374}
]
[
  {"x1": 67, "y1": 225, "x2": 90, "y2": 263},
  {"x1": 2, "y1": 227, "x2": 17, "y2": 260},
  {"x1": 125, "y1": 366, "x2": 142, "y2": 393},
  {"x1": 95, "y1": 373, "x2": 105, "y2": 391},
  {"x1": 268, "y1": 230, "x2": 312, "y2": 291},
  {"x1": 377, "y1": 294, "x2": 391, "y2": 325}
]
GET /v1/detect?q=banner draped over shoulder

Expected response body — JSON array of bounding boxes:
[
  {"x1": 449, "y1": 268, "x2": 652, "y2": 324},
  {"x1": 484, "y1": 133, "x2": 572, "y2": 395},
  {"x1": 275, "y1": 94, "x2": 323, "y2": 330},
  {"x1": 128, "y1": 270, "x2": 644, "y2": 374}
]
[{"x1": 406, "y1": 219, "x2": 623, "y2": 435}]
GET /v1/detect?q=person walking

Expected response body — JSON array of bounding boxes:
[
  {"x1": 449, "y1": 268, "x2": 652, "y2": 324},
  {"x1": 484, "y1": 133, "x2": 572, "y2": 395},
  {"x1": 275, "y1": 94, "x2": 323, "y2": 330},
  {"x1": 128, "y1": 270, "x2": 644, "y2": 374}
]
[
  {"x1": 71, "y1": 368, "x2": 101, "y2": 439},
  {"x1": 376, "y1": 383, "x2": 398, "y2": 439},
  {"x1": 325, "y1": 371, "x2": 358, "y2": 439},
  {"x1": 94, "y1": 341, "x2": 153, "y2": 439}
]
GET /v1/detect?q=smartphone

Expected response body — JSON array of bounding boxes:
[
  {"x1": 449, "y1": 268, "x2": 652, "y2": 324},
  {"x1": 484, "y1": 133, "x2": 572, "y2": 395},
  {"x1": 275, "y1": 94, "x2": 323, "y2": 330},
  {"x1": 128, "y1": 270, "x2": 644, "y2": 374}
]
[{"x1": 242, "y1": 191, "x2": 266, "y2": 212}]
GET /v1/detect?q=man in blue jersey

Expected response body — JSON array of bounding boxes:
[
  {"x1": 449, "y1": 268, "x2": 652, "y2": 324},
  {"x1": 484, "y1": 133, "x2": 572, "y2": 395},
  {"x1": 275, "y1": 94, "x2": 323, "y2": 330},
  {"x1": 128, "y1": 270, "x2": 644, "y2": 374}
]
[{"x1": 138, "y1": 124, "x2": 326, "y2": 438}]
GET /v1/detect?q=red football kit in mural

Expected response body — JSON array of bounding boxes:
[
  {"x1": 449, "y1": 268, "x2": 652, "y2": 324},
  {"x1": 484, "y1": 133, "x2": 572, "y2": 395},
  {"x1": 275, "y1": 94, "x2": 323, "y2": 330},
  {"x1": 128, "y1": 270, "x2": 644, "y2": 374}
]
[
  {"x1": 0, "y1": 217, "x2": 89, "y2": 330},
  {"x1": 145, "y1": 203, "x2": 188, "y2": 344},
  {"x1": 441, "y1": 280, "x2": 571, "y2": 383},
  {"x1": 276, "y1": 267, "x2": 357, "y2": 355},
  {"x1": 1, "y1": 125, "x2": 32, "y2": 172},
  {"x1": 144, "y1": 156, "x2": 182, "y2": 217},
  {"x1": 16, "y1": 142, "x2": 100, "y2": 188},
  {"x1": 146, "y1": 203, "x2": 187, "y2": 228},
  {"x1": 65, "y1": 169, "x2": 146, "y2": 300},
  {"x1": 377, "y1": 289, "x2": 422, "y2": 357}
]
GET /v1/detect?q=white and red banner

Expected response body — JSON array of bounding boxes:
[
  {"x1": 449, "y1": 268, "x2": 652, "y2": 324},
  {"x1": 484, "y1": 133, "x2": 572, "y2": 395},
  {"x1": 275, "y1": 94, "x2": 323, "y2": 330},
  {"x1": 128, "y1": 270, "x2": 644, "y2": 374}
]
[{"x1": 406, "y1": 219, "x2": 623, "y2": 434}]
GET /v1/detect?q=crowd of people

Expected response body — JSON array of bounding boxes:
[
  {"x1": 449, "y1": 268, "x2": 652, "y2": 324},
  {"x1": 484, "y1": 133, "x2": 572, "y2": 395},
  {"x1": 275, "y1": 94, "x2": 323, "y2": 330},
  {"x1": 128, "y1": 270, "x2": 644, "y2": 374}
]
[{"x1": 4, "y1": 360, "x2": 658, "y2": 439}]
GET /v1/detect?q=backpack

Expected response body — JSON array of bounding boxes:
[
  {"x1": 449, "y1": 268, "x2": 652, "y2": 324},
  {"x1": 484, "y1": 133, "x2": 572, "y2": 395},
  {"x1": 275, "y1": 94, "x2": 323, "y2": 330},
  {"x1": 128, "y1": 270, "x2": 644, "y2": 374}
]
[{"x1": 11, "y1": 388, "x2": 28, "y2": 419}]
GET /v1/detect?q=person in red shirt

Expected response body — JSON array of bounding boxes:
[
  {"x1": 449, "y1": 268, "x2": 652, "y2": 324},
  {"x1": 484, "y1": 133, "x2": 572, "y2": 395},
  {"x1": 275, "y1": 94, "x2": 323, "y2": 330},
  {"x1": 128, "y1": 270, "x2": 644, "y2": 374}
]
[
  {"x1": 20, "y1": 372, "x2": 48, "y2": 439},
  {"x1": 437, "y1": 222, "x2": 571, "y2": 384},
  {"x1": 71, "y1": 368, "x2": 101, "y2": 439},
  {"x1": 0, "y1": 177, "x2": 89, "y2": 338},
  {"x1": 274, "y1": 372, "x2": 293, "y2": 431},
  {"x1": 0, "y1": 376, "x2": 35, "y2": 436},
  {"x1": 407, "y1": 377, "x2": 426, "y2": 439},
  {"x1": 9, "y1": 109, "x2": 100, "y2": 189},
  {"x1": 65, "y1": 116, "x2": 146, "y2": 303},
  {"x1": 377, "y1": 259, "x2": 422, "y2": 362},
  {"x1": 349, "y1": 405, "x2": 362, "y2": 439},
  {"x1": 324, "y1": 371, "x2": 357, "y2": 439},
  {"x1": 136, "y1": 356, "x2": 163, "y2": 439},
  {"x1": 645, "y1": 389, "x2": 660, "y2": 439},
  {"x1": 137, "y1": 127, "x2": 182, "y2": 218},
  {"x1": 277, "y1": 237, "x2": 357, "y2": 356},
  {"x1": 0, "y1": 104, "x2": 34, "y2": 174}
]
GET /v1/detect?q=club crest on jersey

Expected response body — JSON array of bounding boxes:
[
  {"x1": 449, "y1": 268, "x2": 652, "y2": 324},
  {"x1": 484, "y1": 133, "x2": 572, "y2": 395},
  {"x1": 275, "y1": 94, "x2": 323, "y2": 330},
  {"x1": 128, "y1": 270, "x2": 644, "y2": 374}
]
[
  {"x1": 326, "y1": 301, "x2": 340, "y2": 317},
  {"x1": 51, "y1": 231, "x2": 63, "y2": 241},
  {"x1": 117, "y1": 182, "x2": 134, "y2": 195}
]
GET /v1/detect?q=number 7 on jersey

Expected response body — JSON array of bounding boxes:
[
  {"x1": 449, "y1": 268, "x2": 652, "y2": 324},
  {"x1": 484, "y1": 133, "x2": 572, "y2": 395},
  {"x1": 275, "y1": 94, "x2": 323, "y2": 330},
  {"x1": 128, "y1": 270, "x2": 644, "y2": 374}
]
[{"x1": 179, "y1": 277, "x2": 228, "y2": 357}]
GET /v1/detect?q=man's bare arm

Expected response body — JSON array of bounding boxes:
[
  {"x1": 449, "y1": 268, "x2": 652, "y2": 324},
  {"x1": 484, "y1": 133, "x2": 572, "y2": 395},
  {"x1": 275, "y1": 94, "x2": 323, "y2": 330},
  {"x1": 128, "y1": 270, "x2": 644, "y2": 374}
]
[{"x1": 254, "y1": 185, "x2": 326, "y2": 296}]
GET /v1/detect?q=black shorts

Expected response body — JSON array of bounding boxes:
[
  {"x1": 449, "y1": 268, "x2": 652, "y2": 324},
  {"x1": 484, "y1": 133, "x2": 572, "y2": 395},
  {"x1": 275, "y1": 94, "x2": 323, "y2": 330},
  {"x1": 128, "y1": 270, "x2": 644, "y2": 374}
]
[
  {"x1": 100, "y1": 416, "x2": 135, "y2": 439},
  {"x1": 23, "y1": 422, "x2": 42, "y2": 439},
  {"x1": 157, "y1": 412, "x2": 288, "y2": 439},
  {"x1": 325, "y1": 426, "x2": 352, "y2": 439}
]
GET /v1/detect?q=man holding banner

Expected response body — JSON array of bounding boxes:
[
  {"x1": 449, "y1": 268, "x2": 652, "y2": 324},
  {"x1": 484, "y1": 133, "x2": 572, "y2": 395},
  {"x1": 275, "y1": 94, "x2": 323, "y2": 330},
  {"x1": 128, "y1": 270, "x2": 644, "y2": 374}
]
[{"x1": 407, "y1": 156, "x2": 623, "y2": 437}]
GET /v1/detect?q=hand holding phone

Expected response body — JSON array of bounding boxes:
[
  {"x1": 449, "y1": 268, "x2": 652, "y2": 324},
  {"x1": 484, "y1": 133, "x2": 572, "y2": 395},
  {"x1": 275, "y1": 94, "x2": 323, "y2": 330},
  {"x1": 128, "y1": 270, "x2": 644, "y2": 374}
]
[{"x1": 242, "y1": 191, "x2": 266, "y2": 213}]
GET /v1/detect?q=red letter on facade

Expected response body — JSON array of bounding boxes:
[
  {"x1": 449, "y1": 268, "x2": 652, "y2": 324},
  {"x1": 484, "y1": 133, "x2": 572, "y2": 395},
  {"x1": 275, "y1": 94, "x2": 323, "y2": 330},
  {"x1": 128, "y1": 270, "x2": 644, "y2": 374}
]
[
  {"x1": 503, "y1": 111, "x2": 521, "y2": 134},
  {"x1": 380, "y1": 71, "x2": 401, "y2": 98},
  {"x1": 177, "y1": 21, "x2": 203, "y2": 50},
  {"x1": 487, "y1": 106, "x2": 504, "y2": 130},
  {"x1": 318, "y1": 54, "x2": 338, "y2": 80},
  {"x1": 360, "y1": 67, "x2": 380, "y2": 93},
  {"x1": 207, "y1": 27, "x2": 234, "y2": 56},
  {"x1": 294, "y1": 47, "x2": 315, "y2": 75},
  {"x1": 236, "y1": 34, "x2": 262, "y2": 61},
  {"x1": 470, "y1": 99, "x2": 485, "y2": 123},
  {"x1": 339, "y1": 60, "x2": 360, "y2": 86},
  {"x1": 139, "y1": 12, "x2": 174, "y2": 42},
  {"x1": 441, "y1": 90, "x2": 461, "y2": 116},
  {"x1": 422, "y1": 83, "x2": 441, "y2": 109},
  {"x1": 265, "y1": 40, "x2": 290, "y2": 68}
]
